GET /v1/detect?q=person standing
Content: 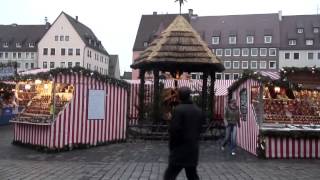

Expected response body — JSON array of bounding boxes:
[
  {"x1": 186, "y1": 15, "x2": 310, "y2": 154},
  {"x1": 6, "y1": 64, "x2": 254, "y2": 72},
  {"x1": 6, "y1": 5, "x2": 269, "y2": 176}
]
[
  {"x1": 221, "y1": 99, "x2": 240, "y2": 155},
  {"x1": 164, "y1": 87, "x2": 204, "y2": 180}
]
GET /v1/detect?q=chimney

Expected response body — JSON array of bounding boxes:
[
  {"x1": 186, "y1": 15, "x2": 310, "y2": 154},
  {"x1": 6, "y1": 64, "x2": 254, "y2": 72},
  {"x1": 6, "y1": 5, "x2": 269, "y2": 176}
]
[
  {"x1": 76, "y1": 16, "x2": 78, "y2": 22},
  {"x1": 188, "y1": 9, "x2": 193, "y2": 16},
  {"x1": 44, "y1": 16, "x2": 48, "y2": 24},
  {"x1": 153, "y1": 11, "x2": 157, "y2": 15},
  {"x1": 278, "y1": 10, "x2": 282, "y2": 21}
]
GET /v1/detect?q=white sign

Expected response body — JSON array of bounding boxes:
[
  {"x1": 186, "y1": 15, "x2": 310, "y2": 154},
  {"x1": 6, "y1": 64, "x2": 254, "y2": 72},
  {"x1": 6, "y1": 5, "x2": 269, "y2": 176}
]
[{"x1": 88, "y1": 90, "x2": 106, "y2": 120}]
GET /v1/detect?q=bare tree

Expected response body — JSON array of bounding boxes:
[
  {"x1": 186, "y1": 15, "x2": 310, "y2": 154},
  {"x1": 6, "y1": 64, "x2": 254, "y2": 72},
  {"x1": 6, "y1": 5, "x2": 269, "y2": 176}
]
[{"x1": 175, "y1": 0, "x2": 187, "y2": 14}]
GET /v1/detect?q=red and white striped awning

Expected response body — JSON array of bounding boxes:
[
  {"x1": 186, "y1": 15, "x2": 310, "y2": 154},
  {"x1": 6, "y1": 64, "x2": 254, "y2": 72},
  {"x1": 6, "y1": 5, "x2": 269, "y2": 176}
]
[{"x1": 258, "y1": 71, "x2": 280, "y2": 80}]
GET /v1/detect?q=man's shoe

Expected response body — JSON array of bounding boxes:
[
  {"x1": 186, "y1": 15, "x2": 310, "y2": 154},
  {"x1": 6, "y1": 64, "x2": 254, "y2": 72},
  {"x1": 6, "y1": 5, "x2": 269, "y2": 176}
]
[
  {"x1": 231, "y1": 152, "x2": 236, "y2": 156},
  {"x1": 221, "y1": 146, "x2": 225, "y2": 151}
]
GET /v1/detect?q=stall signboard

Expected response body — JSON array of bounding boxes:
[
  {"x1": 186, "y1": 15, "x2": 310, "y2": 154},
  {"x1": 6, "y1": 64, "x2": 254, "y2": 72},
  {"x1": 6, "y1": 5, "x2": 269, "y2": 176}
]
[
  {"x1": 88, "y1": 90, "x2": 106, "y2": 120},
  {"x1": 0, "y1": 66, "x2": 16, "y2": 80},
  {"x1": 240, "y1": 88, "x2": 248, "y2": 121}
]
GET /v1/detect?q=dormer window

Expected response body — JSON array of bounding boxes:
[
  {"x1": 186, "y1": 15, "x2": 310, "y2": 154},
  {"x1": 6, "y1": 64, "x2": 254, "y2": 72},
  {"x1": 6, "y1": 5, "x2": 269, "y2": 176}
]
[
  {"x1": 229, "y1": 36, "x2": 237, "y2": 44},
  {"x1": 297, "y1": 28, "x2": 304, "y2": 34},
  {"x1": 89, "y1": 39, "x2": 92, "y2": 44},
  {"x1": 313, "y1": 27, "x2": 319, "y2": 33},
  {"x1": 306, "y1": 39, "x2": 314, "y2": 46},
  {"x1": 246, "y1": 36, "x2": 254, "y2": 44},
  {"x1": 264, "y1": 36, "x2": 272, "y2": 44},
  {"x1": 143, "y1": 41, "x2": 148, "y2": 47},
  {"x1": 16, "y1": 42, "x2": 22, "y2": 48},
  {"x1": 288, "y1": 39, "x2": 296, "y2": 46},
  {"x1": 3, "y1": 42, "x2": 8, "y2": 48},
  {"x1": 29, "y1": 43, "x2": 35, "y2": 48}
]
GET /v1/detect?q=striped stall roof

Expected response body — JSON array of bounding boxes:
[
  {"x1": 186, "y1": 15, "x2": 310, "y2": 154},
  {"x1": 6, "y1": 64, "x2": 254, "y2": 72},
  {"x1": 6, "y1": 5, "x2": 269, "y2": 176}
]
[{"x1": 259, "y1": 71, "x2": 280, "y2": 80}]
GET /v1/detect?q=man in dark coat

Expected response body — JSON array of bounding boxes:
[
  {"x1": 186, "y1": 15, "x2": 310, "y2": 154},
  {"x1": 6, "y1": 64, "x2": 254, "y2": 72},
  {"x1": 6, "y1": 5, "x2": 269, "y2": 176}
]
[{"x1": 164, "y1": 87, "x2": 204, "y2": 180}]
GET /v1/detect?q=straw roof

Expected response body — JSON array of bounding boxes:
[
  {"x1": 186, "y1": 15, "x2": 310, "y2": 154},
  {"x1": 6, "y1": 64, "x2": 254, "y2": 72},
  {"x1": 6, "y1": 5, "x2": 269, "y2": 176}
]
[{"x1": 131, "y1": 15, "x2": 224, "y2": 72}]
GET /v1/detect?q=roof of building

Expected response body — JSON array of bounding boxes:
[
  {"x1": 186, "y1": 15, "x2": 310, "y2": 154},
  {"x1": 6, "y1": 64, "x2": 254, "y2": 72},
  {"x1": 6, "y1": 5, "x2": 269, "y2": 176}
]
[
  {"x1": 280, "y1": 15, "x2": 320, "y2": 50},
  {"x1": 62, "y1": 12, "x2": 109, "y2": 55},
  {"x1": 133, "y1": 13, "x2": 190, "y2": 51},
  {"x1": 131, "y1": 15, "x2": 224, "y2": 72},
  {"x1": 121, "y1": 71, "x2": 132, "y2": 80},
  {"x1": 191, "y1": 13, "x2": 281, "y2": 48},
  {"x1": 0, "y1": 24, "x2": 48, "y2": 52},
  {"x1": 108, "y1": 55, "x2": 118, "y2": 77}
]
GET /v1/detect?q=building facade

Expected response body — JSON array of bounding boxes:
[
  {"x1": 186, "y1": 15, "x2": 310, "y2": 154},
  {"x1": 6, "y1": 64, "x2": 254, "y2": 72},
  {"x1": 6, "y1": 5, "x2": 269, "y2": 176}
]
[
  {"x1": 279, "y1": 15, "x2": 320, "y2": 69},
  {"x1": 0, "y1": 24, "x2": 48, "y2": 72},
  {"x1": 38, "y1": 12, "x2": 109, "y2": 75}
]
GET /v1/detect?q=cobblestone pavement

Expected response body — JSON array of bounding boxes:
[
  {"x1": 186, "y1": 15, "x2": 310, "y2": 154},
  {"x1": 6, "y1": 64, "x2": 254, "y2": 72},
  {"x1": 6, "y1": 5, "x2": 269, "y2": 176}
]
[{"x1": 1, "y1": 125, "x2": 320, "y2": 180}]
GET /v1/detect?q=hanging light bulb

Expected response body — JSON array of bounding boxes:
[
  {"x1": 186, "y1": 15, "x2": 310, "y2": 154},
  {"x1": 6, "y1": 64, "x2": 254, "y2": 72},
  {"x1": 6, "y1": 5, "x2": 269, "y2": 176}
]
[
  {"x1": 35, "y1": 79, "x2": 42, "y2": 85},
  {"x1": 25, "y1": 84, "x2": 31, "y2": 90},
  {"x1": 44, "y1": 84, "x2": 49, "y2": 90},
  {"x1": 274, "y1": 86, "x2": 281, "y2": 93}
]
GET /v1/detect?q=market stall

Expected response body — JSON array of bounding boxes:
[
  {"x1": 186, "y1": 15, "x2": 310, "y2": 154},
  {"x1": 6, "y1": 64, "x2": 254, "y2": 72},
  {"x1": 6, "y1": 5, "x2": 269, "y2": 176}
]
[
  {"x1": 10, "y1": 68, "x2": 129, "y2": 151},
  {"x1": 229, "y1": 70, "x2": 320, "y2": 159}
]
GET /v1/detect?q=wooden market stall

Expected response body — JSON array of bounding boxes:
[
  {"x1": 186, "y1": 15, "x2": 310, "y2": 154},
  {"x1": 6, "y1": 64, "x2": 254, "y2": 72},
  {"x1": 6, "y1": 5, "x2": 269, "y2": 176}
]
[
  {"x1": 10, "y1": 68, "x2": 129, "y2": 151},
  {"x1": 229, "y1": 70, "x2": 320, "y2": 159}
]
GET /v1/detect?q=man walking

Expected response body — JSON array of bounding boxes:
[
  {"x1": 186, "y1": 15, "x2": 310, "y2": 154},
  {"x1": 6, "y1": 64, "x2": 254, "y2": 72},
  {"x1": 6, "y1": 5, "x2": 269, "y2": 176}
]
[{"x1": 164, "y1": 87, "x2": 204, "y2": 180}]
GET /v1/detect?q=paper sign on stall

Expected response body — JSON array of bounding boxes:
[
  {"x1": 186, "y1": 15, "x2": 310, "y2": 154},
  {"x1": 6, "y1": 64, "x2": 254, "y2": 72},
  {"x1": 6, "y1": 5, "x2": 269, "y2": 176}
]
[{"x1": 88, "y1": 90, "x2": 106, "y2": 120}]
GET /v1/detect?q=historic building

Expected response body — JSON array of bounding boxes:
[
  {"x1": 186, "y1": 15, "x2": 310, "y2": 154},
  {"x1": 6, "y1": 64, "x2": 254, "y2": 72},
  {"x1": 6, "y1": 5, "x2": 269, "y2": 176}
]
[
  {"x1": 38, "y1": 12, "x2": 110, "y2": 75},
  {"x1": 0, "y1": 24, "x2": 48, "y2": 72}
]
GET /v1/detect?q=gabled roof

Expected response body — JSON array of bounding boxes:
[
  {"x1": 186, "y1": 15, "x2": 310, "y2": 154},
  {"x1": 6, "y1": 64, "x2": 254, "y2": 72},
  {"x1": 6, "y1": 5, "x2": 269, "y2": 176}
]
[
  {"x1": 0, "y1": 24, "x2": 48, "y2": 51},
  {"x1": 62, "y1": 12, "x2": 109, "y2": 56},
  {"x1": 131, "y1": 15, "x2": 224, "y2": 72},
  {"x1": 133, "y1": 13, "x2": 190, "y2": 51}
]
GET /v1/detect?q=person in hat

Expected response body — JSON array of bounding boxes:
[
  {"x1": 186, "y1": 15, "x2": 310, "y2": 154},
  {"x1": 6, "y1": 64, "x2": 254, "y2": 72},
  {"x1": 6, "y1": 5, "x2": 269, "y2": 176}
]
[
  {"x1": 164, "y1": 87, "x2": 204, "y2": 180},
  {"x1": 221, "y1": 99, "x2": 240, "y2": 155}
]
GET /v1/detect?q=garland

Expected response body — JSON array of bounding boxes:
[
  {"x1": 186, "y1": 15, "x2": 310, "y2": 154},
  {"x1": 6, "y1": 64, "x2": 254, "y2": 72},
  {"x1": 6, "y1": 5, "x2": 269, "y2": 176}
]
[
  {"x1": 280, "y1": 66, "x2": 320, "y2": 79},
  {"x1": 10, "y1": 67, "x2": 130, "y2": 90},
  {"x1": 228, "y1": 70, "x2": 300, "y2": 95}
]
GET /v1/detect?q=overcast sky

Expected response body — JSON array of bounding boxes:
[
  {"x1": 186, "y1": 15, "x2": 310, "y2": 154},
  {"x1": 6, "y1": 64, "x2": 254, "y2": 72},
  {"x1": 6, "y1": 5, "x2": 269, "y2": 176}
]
[{"x1": 1, "y1": 0, "x2": 320, "y2": 74}]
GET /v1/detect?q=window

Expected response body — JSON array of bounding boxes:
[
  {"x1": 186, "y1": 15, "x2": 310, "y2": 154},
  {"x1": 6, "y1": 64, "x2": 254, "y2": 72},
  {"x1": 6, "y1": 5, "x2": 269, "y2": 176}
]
[
  {"x1": 289, "y1": 39, "x2": 296, "y2": 46},
  {"x1": 31, "y1": 52, "x2": 34, "y2": 59},
  {"x1": 216, "y1": 73, "x2": 222, "y2": 80},
  {"x1": 308, "y1": 52, "x2": 314, "y2": 60},
  {"x1": 43, "y1": 48, "x2": 48, "y2": 55},
  {"x1": 17, "y1": 63, "x2": 20, "y2": 68},
  {"x1": 233, "y1": 73, "x2": 240, "y2": 80},
  {"x1": 13, "y1": 53, "x2": 16, "y2": 59},
  {"x1": 68, "y1": 48, "x2": 73, "y2": 56},
  {"x1": 143, "y1": 42, "x2": 148, "y2": 47},
  {"x1": 25, "y1": 63, "x2": 29, "y2": 69},
  {"x1": 233, "y1": 61, "x2": 239, "y2": 69},
  {"x1": 251, "y1": 61, "x2": 257, "y2": 69},
  {"x1": 76, "y1": 49, "x2": 80, "y2": 56},
  {"x1": 68, "y1": 62, "x2": 72, "y2": 68},
  {"x1": 60, "y1": 62, "x2": 65, "y2": 68},
  {"x1": 306, "y1": 40, "x2": 314, "y2": 46},
  {"x1": 61, "y1": 48, "x2": 65, "y2": 56},
  {"x1": 269, "y1": 61, "x2": 276, "y2": 69},
  {"x1": 224, "y1": 73, "x2": 231, "y2": 80},
  {"x1": 0, "y1": 52, "x2": 2, "y2": 59},
  {"x1": 294, "y1": 53, "x2": 299, "y2": 60},
  {"x1": 50, "y1": 48, "x2": 55, "y2": 55},
  {"x1": 3, "y1": 42, "x2": 8, "y2": 48},
  {"x1": 75, "y1": 62, "x2": 80, "y2": 67},
  {"x1": 264, "y1": 36, "x2": 272, "y2": 43},
  {"x1": 31, "y1": 63, "x2": 34, "y2": 69},
  {"x1": 260, "y1": 61, "x2": 267, "y2": 69},
  {"x1": 260, "y1": 48, "x2": 267, "y2": 56},
  {"x1": 318, "y1": 53, "x2": 320, "y2": 60},
  {"x1": 242, "y1": 48, "x2": 249, "y2": 56},
  {"x1": 313, "y1": 27, "x2": 319, "y2": 33},
  {"x1": 55, "y1": 36, "x2": 59, "y2": 41},
  {"x1": 5, "y1": 52, "x2": 8, "y2": 58},
  {"x1": 225, "y1": 49, "x2": 231, "y2": 56},
  {"x1": 246, "y1": 36, "x2": 254, "y2": 44},
  {"x1": 229, "y1": 36, "x2": 237, "y2": 44},
  {"x1": 29, "y1": 43, "x2": 35, "y2": 48},
  {"x1": 60, "y1": 35, "x2": 64, "y2": 41},
  {"x1": 191, "y1": 74, "x2": 197, "y2": 79},
  {"x1": 297, "y1": 28, "x2": 304, "y2": 33},
  {"x1": 212, "y1": 36, "x2": 220, "y2": 44},
  {"x1": 65, "y1": 36, "x2": 69, "y2": 41},
  {"x1": 50, "y1": 62, "x2": 55, "y2": 68},
  {"x1": 251, "y1": 48, "x2": 258, "y2": 56},
  {"x1": 216, "y1": 49, "x2": 223, "y2": 56},
  {"x1": 43, "y1": 62, "x2": 48, "y2": 68},
  {"x1": 233, "y1": 48, "x2": 240, "y2": 56},
  {"x1": 285, "y1": 53, "x2": 290, "y2": 59},
  {"x1": 16, "y1": 42, "x2": 21, "y2": 48},
  {"x1": 242, "y1": 61, "x2": 248, "y2": 69},
  {"x1": 18, "y1": 52, "x2": 21, "y2": 59},
  {"x1": 87, "y1": 63, "x2": 91, "y2": 70},
  {"x1": 269, "y1": 48, "x2": 276, "y2": 56},
  {"x1": 224, "y1": 61, "x2": 231, "y2": 69}
]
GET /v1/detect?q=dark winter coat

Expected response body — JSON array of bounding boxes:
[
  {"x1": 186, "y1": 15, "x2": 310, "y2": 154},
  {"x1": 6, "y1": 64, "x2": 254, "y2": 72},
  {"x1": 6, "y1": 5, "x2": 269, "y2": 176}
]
[{"x1": 168, "y1": 100, "x2": 204, "y2": 166}]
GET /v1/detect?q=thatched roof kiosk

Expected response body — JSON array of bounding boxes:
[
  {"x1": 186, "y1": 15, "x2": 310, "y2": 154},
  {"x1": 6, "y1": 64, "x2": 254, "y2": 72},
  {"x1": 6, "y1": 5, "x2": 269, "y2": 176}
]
[{"x1": 131, "y1": 15, "x2": 225, "y2": 123}]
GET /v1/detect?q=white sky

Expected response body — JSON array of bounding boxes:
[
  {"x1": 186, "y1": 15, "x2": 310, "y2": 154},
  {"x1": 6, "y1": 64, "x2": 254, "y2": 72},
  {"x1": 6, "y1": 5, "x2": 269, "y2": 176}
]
[{"x1": 1, "y1": 0, "x2": 320, "y2": 74}]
